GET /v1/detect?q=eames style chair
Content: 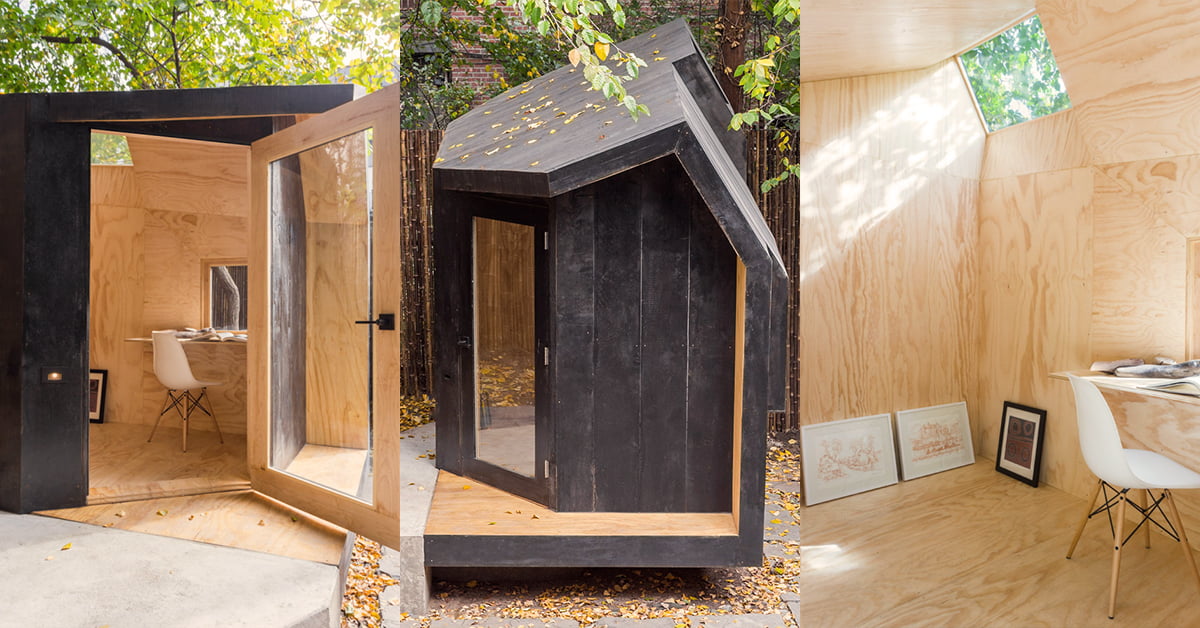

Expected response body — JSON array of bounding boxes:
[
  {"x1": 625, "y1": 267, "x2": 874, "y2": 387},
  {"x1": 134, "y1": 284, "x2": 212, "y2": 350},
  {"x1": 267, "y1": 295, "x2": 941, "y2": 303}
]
[
  {"x1": 148, "y1": 330, "x2": 225, "y2": 452},
  {"x1": 1066, "y1": 375, "x2": 1200, "y2": 619}
]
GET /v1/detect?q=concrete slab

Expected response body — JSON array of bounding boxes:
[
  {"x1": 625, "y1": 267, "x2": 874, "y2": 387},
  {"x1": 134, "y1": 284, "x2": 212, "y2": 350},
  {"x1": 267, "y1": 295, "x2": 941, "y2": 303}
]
[
  {"x1": 380, "y1": 422, "x2": 438, "y2": 615},
  {"x1": 592, "y1": 618, "x2": 679, "y2": 627},
  {"x1": 0, "y1": 510, "x2": 341, "y2": 628},
  {"x1": 689, "y1": 614, "x2": 788, "y2": 628}
]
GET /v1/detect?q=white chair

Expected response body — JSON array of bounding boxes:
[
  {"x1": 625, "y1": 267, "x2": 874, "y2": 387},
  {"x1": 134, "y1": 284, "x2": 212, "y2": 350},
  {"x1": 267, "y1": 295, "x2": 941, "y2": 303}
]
[
  {"x1": 148, "y1": 330, "x2": 224, "y2": 452},
  {"x1": 1066, "y1": 375, "x2": 1200, "y2": 619}
]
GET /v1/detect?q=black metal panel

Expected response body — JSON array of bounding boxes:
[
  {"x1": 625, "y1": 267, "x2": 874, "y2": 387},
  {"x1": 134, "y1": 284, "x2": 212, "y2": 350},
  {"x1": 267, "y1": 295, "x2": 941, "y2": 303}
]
[
  {"x1": 734, "y1": 265, "x2": 773, "y2": 563},
  {"x1": 269, "y1": 154, "x2": 307, "y2": 469},
  {"x1": 588, "y1": 177, "x2": 642, "y2": 512},
  {"x1": 683, "y1": 175, "x2": 736, "y2": 513},
  {"x1": 635, "y1": 160, "x2": 691, "y2": 513},
  {"x1": 45, "y1": 84, "x2": 357, "y2": 123},
  {"x1": 14, "y1": 96, "x2": 91, "y2": 512},
  {"x1": 0, "y1": 95, "x2": 27, "y2": 513},
  {"x1": 551, "y1": 190, "x2": 597, "y2": 512},
  {"x1": 425, "y1": 534, "x2": 745, "y2": 567}
]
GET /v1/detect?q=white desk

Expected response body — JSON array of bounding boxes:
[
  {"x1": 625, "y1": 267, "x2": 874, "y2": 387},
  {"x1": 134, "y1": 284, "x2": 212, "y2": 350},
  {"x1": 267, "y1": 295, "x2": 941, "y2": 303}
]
[{"x1": 1056, "y1": 371, "x2": 1200, "y2": 473}]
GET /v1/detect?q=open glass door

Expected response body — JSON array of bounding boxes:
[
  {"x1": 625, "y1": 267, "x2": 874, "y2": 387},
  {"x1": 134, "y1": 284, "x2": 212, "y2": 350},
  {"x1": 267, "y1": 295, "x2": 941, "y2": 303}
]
[{"x1": 248, "y1": 85, "x2": 402, "y2": 548}]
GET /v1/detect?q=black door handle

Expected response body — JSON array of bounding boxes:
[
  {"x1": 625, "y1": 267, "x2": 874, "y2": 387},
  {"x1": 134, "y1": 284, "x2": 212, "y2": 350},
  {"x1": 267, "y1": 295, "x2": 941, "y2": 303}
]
[{"x1": 354, "y1": 313, "x2": 395, "y2": 330}]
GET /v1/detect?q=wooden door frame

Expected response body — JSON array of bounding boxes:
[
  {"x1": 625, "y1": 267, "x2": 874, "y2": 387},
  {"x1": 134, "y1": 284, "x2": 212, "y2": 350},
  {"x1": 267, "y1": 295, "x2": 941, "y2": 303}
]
[{"x1": 248, "y1": 84, "x2": 403, "y2": 548}]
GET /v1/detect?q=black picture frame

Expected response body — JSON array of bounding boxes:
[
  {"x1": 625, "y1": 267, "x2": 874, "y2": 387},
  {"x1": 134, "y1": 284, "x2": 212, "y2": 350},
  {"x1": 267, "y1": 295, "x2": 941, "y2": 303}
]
[
  {"x1": 88, "y1": 369, "x2": 108, "y2": 424},
  {"x1": 995, "y1": 401, "x2": 1047, "y2": 487}
]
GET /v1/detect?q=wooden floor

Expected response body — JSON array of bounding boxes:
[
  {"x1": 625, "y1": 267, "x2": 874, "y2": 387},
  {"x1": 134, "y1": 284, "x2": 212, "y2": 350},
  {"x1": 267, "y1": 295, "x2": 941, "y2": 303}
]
[
  {"x1": 38, "y1": 490, "x2": 347, "y2": 565},
  {"x1": 88, "y1": 422, "x2": 249, "y2": 504},
  {"x1": 795, "y1": 460, "x2": 1200, "y2": 627},
  {"x1": 283, "y1": 443, "x2": 368, "y2": 497},
  {"x1": 425, "y1": 470, "x2": 738, "y2": 536}
]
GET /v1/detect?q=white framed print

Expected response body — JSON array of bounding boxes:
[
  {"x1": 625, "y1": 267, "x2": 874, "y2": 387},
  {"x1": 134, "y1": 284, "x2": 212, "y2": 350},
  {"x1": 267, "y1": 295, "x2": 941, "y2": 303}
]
[
  {"x1": 894, "y1": 401, "x2": 975, "y2": 481},
  {"x1": 801, "y1": 413, "x2": 899, "y2": 505}
]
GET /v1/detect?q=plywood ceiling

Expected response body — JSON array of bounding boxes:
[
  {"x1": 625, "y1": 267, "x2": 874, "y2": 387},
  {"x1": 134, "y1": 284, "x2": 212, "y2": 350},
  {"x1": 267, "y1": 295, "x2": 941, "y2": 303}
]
[{"x1": 800, "y1": 0, "x2": 1036, "y2": 83}]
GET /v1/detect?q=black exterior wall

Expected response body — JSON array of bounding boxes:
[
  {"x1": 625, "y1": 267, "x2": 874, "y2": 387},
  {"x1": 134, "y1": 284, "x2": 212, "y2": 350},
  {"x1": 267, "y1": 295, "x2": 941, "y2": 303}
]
[
  {"x1": 0, "y1": 85, "x2": 356, "y2": 514},
  {"x1": 430, "y1": 20, "x2": 787, "y2": 566}
]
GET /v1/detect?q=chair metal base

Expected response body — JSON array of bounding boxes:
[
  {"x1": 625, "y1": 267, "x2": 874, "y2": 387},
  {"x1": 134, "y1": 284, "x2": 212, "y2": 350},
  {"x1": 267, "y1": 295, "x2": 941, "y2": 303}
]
[
  {"x1": 147, "y1": 387, "x2": 224, "y2": 452},
  {"x1": 1066, "y1": 479, "x2": 1200, "y2": 619}
]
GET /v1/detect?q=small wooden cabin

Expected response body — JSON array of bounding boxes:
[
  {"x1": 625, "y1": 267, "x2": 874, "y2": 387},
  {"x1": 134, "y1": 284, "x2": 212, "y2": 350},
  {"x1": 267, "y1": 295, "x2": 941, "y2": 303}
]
[{"x1": 428, "y1": 19, "x2": 788, "y2": 566}]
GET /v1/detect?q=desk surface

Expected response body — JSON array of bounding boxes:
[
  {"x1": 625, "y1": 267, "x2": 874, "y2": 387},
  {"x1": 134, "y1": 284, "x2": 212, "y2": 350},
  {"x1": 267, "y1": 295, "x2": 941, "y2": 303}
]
[
  {"x1": 1051, "y1": 370, "x2": 1200, "y2": 406},
  {"x1": 124, "y1": 337, "x2": 247, "y2": 346}
]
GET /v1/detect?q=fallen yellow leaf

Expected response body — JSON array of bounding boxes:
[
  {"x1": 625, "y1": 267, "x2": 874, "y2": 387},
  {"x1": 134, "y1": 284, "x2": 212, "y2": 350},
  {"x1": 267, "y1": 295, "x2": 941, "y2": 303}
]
[
  {"x1": 155, "y1": 509, "x2": 167, "y2": 517},
  {"x1": 60, "y1": 542, "x2": 71, "y2": 551}
]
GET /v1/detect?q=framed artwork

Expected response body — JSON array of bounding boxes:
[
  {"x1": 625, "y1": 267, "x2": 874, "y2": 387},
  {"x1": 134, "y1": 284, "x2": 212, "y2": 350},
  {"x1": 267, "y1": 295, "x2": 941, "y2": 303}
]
[
  {"x1": 801, "y1": 413, "x2": 899, "y2": 505},
  {"x1": 995, "y1": 401, "x2": 1047, "y2": 487},
  {"x1": 88, "y1": 369, "x2": 108, "y2": 424},
  {"x1": 895, "y1": 401, "x2": 975, "y2": 480}
]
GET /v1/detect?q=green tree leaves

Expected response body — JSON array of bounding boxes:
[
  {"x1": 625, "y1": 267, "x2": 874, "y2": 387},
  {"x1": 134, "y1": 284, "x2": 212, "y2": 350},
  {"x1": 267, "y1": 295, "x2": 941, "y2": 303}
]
[{"x1": 960, "y1": 15, "x2": 1071, "y2": 132}]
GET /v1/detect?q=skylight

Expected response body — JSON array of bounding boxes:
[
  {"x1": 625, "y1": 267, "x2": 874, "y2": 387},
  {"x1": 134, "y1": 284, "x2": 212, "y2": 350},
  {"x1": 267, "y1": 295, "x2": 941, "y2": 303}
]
[
  {"x1": 90, "y1": 133, "x2": 132, "y2": 165},
  {"x1": 959, "y1": 15, "x2": 1071, "y2": 133}
]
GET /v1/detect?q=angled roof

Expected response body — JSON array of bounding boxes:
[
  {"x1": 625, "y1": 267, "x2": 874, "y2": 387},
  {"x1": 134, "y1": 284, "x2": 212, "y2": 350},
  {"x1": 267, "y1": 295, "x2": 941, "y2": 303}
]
[
  {"x1": 435, "y1": 20, "x2": 736, "y2": 192},
  {"x1": 434, "y1": 18, "x2": 784, "y2": 269}
]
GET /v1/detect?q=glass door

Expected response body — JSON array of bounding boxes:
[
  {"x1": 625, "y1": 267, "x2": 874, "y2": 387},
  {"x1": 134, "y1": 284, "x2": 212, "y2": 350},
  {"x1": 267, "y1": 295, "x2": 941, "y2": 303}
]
[
  {"x1": 248, "y1": 86, "x2": 403, "y2": 548},
  {"x1": 462, "y1": 211, "x2": 552, "y2": 506}
]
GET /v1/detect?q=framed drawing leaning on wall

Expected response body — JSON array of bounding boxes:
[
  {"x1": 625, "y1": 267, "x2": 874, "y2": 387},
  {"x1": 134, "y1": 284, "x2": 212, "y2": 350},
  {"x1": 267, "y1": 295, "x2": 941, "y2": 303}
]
[{"x1": 995, "y1": 401, "x2": 1047, "y2": 487}]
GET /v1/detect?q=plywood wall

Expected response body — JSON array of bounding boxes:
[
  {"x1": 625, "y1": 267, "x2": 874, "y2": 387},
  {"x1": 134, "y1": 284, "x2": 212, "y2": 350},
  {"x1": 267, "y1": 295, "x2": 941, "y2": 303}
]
[
  {"x1": 976, "y1": 0, "x2": 1200, "y2": 542},
  {"x1": 89, "y1": 136, "x2": 251, "y2": 435},
  {"x1": 798, "y1": 60, "x2": 986, "y2": 433}
]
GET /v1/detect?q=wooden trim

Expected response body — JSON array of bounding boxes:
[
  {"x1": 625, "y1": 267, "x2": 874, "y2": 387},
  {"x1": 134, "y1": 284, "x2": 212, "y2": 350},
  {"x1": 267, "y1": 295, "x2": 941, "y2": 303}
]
[
  {"x1": 249, "y1": 83, "x2": 403, "y2": 549},
  {"x1": 732, "y1": 260, "x2": 746, "y2": 531}
]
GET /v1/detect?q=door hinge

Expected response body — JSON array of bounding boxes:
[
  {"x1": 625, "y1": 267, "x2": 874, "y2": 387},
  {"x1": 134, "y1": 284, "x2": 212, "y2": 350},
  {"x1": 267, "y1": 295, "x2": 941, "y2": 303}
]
[
  {"x1": 544, "y1": 459, "x2": 551, "y2": 476},
  {"x1": 543, "y1": 346, "x2": 550, "y2": 366},
  {"x1": 543, "y1": 231, "x2": 549, "y2": 250}
]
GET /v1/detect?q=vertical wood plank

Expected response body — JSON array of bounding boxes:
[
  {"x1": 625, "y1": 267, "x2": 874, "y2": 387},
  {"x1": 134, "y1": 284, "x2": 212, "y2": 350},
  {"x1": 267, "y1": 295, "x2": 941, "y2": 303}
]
[
  {"x1": 552, "y1": 190, "x2": 597, "y2": 511},
  {"x1": 638, "y1": 160, "x2": 691, "y2": 513},
  {"x1": 684, "y1": 172, "x2": 736, "y2": 512},
  {"x1": 590, "y1": 176, "x2": 643, "y2": 512}
]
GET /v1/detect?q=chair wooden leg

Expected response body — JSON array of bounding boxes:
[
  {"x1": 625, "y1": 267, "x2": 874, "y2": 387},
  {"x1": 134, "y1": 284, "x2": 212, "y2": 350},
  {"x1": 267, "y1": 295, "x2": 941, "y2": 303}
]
[
  {"x1": 198, "y1": 388, "x2": 224, "y2": 444},
  {"x1": 1068, "y1": 479, "x2": 1103, "y2": 559},
  {"x1": 1109, "y1": 493, "x2": 1128, "y2": 620},
  {"x1": 1164, "y1": 489, "x2": 1200, "y2": 595},
  {"x1": 147, "y1": 392, "x2": 174, "y2": 443},
  {"x1": 1142, "y1": 489, "x2": 1153, "y2": 549}
]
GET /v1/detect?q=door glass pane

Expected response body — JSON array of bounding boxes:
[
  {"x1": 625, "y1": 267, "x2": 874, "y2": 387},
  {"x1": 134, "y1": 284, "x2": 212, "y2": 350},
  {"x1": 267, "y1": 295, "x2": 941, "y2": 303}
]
[
  {"x1": 473, "y1": 217, "x2": 536, "y2": 477},
  {"x1": 268, "y1": 128, "x2": 375, "y2": 502}
]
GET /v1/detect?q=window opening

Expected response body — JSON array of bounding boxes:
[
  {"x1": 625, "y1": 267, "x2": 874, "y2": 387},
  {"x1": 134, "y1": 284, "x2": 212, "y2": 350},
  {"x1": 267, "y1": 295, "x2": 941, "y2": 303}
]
[{"x1": 959, "y1": 15, "x2": 1071, "y2": 133}]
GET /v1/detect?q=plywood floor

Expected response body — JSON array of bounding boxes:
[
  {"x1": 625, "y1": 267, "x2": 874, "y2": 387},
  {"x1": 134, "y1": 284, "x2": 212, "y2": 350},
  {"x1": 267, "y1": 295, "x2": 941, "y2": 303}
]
[
  {"x1": 38, "y1": 490, "x2": 347, "y2": 565},
  {"x1": 795, "y1": 460, "x2": 1200, "y2": 627},
  {"x1": 88, "y1": 422, "x2": 248, "y2": 504},
  {"x1": 425, "y1": 470, "x2": 737, "y2": 536},
  {"x1": 283, "y1": 443, "x2": 368, "y2": 497}
]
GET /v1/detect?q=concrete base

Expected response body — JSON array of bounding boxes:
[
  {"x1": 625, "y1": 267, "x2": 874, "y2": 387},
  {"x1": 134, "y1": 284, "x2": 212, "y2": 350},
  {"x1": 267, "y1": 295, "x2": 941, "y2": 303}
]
[
  {"x1": 0, "y1": 510, "x2": 342, "y2": 627},
  {"x1": 380, "y1": 422, "x2": 438, "y2": 617}
]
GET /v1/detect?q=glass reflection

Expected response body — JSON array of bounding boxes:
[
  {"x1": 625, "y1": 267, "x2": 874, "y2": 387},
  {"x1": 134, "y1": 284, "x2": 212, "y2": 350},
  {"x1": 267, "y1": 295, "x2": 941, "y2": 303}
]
[
  {"x1": 473, "y1": 217, "x2": 537, "y2": 477},
  {"x1": 268, "y1": 128, "x2": 375, "y2": 502}
]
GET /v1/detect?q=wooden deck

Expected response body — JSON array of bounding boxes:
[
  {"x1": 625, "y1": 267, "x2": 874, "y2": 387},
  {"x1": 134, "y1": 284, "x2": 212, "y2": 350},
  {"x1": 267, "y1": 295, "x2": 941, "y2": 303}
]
[
  {"x1": 38, "y1": 490, "x2": 347, "y2": 565},
  {"x1": 425, "y1": 470, "x2": 738, "y2": 537},
  {"x1": 796, "y1": 460, "x2": 1200, "y2": 626},
  {"x1": 88, "y1": 421, "x2": 249, "y2": 504}
]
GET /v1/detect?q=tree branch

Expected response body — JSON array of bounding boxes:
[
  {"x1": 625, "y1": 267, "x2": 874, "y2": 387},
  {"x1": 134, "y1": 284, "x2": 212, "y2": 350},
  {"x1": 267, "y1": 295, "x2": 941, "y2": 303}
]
[{"x1": 41, "y1": 34, "x2": 144, "y2": 84}]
